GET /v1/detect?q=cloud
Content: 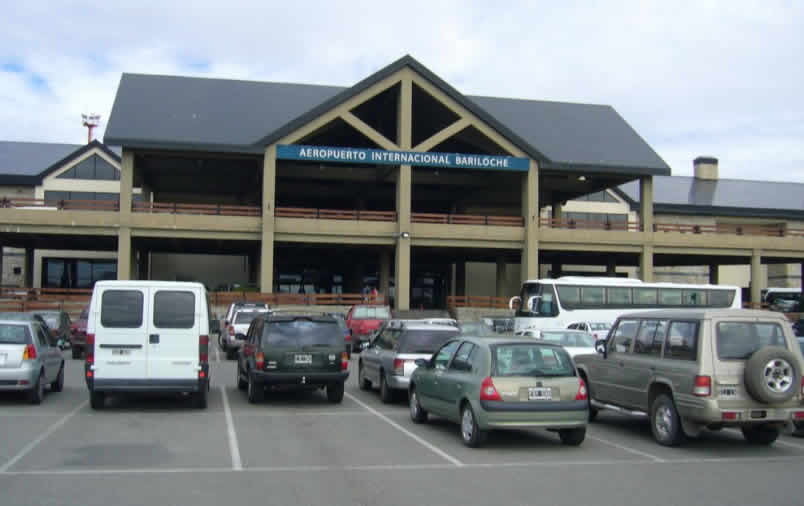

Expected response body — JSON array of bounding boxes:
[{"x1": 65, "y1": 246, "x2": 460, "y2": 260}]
[{"x1": 0, "y1": 0, "x2": 801, "y2": 183}]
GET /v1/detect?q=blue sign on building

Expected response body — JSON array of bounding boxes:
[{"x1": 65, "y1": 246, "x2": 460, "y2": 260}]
[{"x1": 276, "y1": 144, "x2": 530, "y2": 172}]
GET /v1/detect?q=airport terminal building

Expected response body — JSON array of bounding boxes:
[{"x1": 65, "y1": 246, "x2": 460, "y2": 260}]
[{"x1": 1, "y1": 55, "x2": 802, "y2": 309}]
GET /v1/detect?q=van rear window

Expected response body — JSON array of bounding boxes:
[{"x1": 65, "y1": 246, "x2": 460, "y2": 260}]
[
  {"x1": 0, "y1": 324, "x2": 31, "y2": 344},
  {"x1": 154, "y1": 291, "x2": 196, "y2": 329},
  {"x1": 101, "y1": 290, "x2": 144, "y2": 328}
]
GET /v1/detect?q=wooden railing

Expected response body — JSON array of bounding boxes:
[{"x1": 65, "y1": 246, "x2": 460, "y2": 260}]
[
  {"x1": 0, "y1": 300, "x2": 88, "y2": 319},
  {"x1": 0, "y1": 198, "x2": 119, "y2": 211},
  {"x1": 447, "y1": 295, "x2": 513, "y2": 309},
  {"x1": 412, "y1": 213, "x2": 524, "y2": 227},
  {"x1": 540, "y1": 217, "x2": 642, "y2": 231},
  {"x1": 209, "y1": 291, "x2": 384, "y2": 308},
  {"x1": 654, "y1": 223, "x2": 795, "y2": 237},
  {"x1": 133, "y1": 202, "x2": 261, "y2": 217},
  {"x1": 275, "y1": 207, "x2": 397, "y2": 222}
]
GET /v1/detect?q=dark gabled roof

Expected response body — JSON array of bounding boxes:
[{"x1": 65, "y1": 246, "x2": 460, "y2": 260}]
[
  {"x1": 0, "y1": 140, "x2": 121, "y2": 185},
  {"x1": 104, "y1": 55, "x2": 670, "y2": 176},
  {"x1": 616, "y1": 176, "x2": 804, "y2": 220}
]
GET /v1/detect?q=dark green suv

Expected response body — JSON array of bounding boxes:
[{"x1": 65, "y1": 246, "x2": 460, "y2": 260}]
[{"x1": 236, "y1": 314, "x2": 350, "y2": 403}]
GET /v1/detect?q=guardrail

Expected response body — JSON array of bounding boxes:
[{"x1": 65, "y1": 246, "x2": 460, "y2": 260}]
[
  {"x1": 275, "y1": 207, "x2": 397, "y2": 222},
  {"x1": 447, "y1": 295, "x2": 513, "y2": 309},
  {"x1": 540, "y1": 217, "x2": 641, "y2": 232},
  {"x1": 133, "y1": 202, "x2": 261, "y2": 217},
  {"x1": 412, "y1": 213, "x2": 524, "y2": 226},
  {"x1": 0, "y1": 198, "x2": 119, "y2": 211},
  {"x1": 654, "y1": 223, "x2": 794, "y2": 237},
  {"x1": 0, "y1": 300, "x2": 88, "y2": 319}
]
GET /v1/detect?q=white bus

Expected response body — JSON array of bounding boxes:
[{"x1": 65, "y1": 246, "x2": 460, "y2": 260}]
[{"x1": 509, "y1": 277, "x2": 742, "y2": 333}]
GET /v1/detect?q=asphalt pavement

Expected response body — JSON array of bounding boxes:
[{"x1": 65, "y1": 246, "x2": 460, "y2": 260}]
[{"x1": 1, "y1": 341, "x2": 802, "y2": 506}]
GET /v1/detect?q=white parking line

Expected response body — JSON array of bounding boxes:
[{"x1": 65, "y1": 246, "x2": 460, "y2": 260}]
[
  {"x1": 220, "y1": 386, "x2": 242, "y2": 470},
  {"x1": 723, "y1": 428, "x2": 804, "y2": 450},
  {"x1": 345, "y1": 392, "x2": 464, "y2": 467},
  {"x1": 587, "y1": 435, "x2": 665, "y2": 462},
  {"x1": 0, "y1": 400, "x2": 88, "y2": 473},
  {"x1": 231, "y1": 410, "x2": 373, "y2": 417}
]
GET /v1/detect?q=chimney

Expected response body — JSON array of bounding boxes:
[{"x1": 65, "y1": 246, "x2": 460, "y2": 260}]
[{"x1": 693, "y1": 156, "x2": 718, "y2": 180}]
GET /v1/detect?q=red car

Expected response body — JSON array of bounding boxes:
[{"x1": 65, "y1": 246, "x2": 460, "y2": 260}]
[
  {"x1": 345, "y1": 305, "x2": 391, "y2": 353},
  {"x1": 70, "y1": 306, "x2": 89, "y2": 359}
]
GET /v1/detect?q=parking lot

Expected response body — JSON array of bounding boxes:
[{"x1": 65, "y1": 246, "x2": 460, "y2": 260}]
[{"x1": 1, "y1": 340, "x2": 803, "y2": 506}]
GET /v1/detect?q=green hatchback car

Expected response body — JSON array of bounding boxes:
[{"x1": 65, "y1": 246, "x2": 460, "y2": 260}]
[{"x1": 408, "y1": 337, "x2": 588, "y2": 447}]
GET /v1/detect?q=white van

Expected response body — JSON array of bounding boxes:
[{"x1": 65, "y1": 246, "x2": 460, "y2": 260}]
[{"x1": 85, "y1": 281, "x2": 211, "y2": 409}]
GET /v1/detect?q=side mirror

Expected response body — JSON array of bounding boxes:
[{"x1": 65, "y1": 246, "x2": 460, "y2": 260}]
[
  {"x1": 235, "y1": 333, "x2": 247, "y2": 341},
  {"x1": 595, "y1": 339, "x2": 607, "y2": 357},
  {"x1": 414, "y1": 358, "x2": 429, "y2": 368}
]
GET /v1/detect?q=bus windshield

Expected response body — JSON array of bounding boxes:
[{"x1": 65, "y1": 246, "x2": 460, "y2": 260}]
[{"x1": 516, "y1": 283, "x2": 558, "y2": 318}]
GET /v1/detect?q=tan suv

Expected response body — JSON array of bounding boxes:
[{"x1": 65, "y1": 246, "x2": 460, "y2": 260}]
[{"x1": 574, "y1": 309, "x2": 804, "y2": 446}]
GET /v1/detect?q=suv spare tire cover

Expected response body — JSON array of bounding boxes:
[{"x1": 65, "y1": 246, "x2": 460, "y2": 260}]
[{"x1": 744, "y1": 346, "x2": 800, "y2": 404}]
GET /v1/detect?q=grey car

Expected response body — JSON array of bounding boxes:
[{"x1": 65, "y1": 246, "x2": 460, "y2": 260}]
[
  {"x1": 358, "y1": 322, "x2": 459, "y2": 403},
  {"x1": 0, "y1": 317, "x2": 65, "y2": 404}
]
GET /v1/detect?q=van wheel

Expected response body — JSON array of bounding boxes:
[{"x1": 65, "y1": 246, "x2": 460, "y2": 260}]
[
  {"x1": 237, "y1": 366, "x2": 247, "y2": 391},
  {"x1": 28, "y1": 372, "x2": 44, "y2": 405},
  {"x1": 51, "y1": 363, "x2": 65, "y2": 392},
  {"x1": 379, "y1": 373, "x2": 394, "y2": 404},
  {"x1": 193, "y1": 384, "x2": 208, "y2": 409},
  {"x1": 327, "y1": 382, "x2": 344, "y2": 403},
  {"x1": 742, "y1": 425, "x2": 780, "y2": 445},
  {"x1": 247, "y1": 373, "x2": 264, "y2": 404},
  {"x1": 90, "y1": 390, "x2": 105, "y2": 410},
  {"x1": 559, "y1": 427, "x2": 586, "y2": 446},
  {"x1": 650, "y1": 394, "x2": 684, "y2": 446}
]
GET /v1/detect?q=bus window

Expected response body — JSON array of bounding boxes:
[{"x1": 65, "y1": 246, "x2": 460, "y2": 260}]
[
  {"x1": 659, "y1": 289, "x2": 682, "y2": 306},
  {"x1": 682, "y1": 289, "x2": 707, "y2": 306},
  {"x1": 556, "y1": 286, "x2": 579, "y2": 307},
  {"x1": 607, "y1": 287, "x2": 632, "y2": 305},
  {"x1": 709, "y1": 289, "x2": 735, "y2": 308},
  {"x1": 634, "y1": 288, "x2": 657, "y2": 305},
  {"x1": 581, "y1": 286, "x2": 605, "y2": 305}
]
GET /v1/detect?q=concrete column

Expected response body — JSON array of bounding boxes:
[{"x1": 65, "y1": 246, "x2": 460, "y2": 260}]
[
  {"x1": 455, "y1": 261, "x2": 466, "y2": 296},
  {"x1": 119, "y1": 150, "x2": 134, "y2": 224},
  {"x1": 607, "y1": 256, "x2": 617, "y2": 277},
  {"x1": 551, "y1": 262, "x2": 562, "y2": 278},
  {"x1": 709, "y1": 264, "x2": 719, "y2": 285},
  {"x1": 640, "y1": 245, "x2": 654, "y2": 282},
  {"x1": 379, "y1": 250, "x2": 391, "y2": 300},
  {"x1": 117, "y1": 228, "x2": 131, "y2": 281},
  {"x1": 0, "y1": 245, "x2": 4, "y2": 287},
  {"x1": 394, "y1": 76, "x2": 413, "y2": 311},
  {"x1": 521, "y1": 159, "x2": 540, "y2": 281},
  {"x1": 800, "y1": 262, "x2": 803, "y2": 291},
  {"x1": 640, "y1": 176, "x2": 654, "y2": 233},
  {"x1": 751, "y1": 250, "x2": 762, "y2": 307},
  {"x1": 551, "y1": 202, "x2": 562, "y2": 226},
  {"x1": 496, "y1": 257, "x2": 507, "y2": 298},
  {"x1": 260, "y1": 145, "x2": 277, "y2": 293},
  {"x1": 24, "y1": 248, "x2": 34, "y2": 287}
]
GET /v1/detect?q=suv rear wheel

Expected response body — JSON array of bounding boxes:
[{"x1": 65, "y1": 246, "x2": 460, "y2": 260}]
[
  {"x1": 742, "y1": 425, "x2": 780, "y2": 445},
  {"x1": 247, "y1": 373, "x2": 264, "y2": 404},
  {"x1": 650, "y1": 394, "x2": 684, "y2": 446},
  {"x1": 236, "y1": 365, "x2": 247, "y2": 391},
  {"x1": 327, "y1": 382, "x2": 344, "y2": 403}
]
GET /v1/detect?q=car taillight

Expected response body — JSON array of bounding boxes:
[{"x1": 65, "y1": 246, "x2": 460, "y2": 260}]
[
  {"x1": 393, "y1": 358, "x2": 404, "y2": 376},
  {"x1": 693, "y1": 375, "x2": 711, "y2": 397},
  {"x1": 341, "y1": 352, "x2": 349, "y2": 370},
  {"x1": 575, "y1": 378, "x2": 588, "y2": 401},
  {"x1": 22, "y1": 344, "x2": 37, "y2": 360},
  {"x1": 480, "y1": 376, "x2": 501, "y2": 401},
  {"x1": 256, "y1": 351, "x2": 265, "y2": 369},
  {"x1": 199, "y1": 335, "x2": 209, "y2": 364},
  {"x1": 86, "y1": 333, "x2": 95, "y2": 365}
]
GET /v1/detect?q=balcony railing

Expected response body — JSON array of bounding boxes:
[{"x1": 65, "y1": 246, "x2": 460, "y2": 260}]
[
  {"x1": 133, "y1": 201, "x2": 261, "y2": 217},
  {"x1": 541, "y1": 217, "x2": 804, "y2": 238},
  {"x1": 412, "y1": 213, "x2": 524, "y2": 227},
  {"x1": 447, "y1": 295, "x2": 513, "y2": 309},
  {"x1": 540, "y1": 217, "x2": 642, "y2": 231},
  {"x1": 0, "y1": 198, "x2": 119, "y2": 211},
  {"x1": 276, "y1": 207, "x2": 397, "y2": 222}
]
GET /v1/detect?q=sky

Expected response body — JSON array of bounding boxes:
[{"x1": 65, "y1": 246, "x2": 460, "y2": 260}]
[{"x1": 0, "y1": 1, "x2": 802, "y2": 182}]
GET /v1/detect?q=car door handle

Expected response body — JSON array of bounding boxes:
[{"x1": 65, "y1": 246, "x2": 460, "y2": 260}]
[{"x1": 149, "y1": 334, "x2": 160, "y2": 344}]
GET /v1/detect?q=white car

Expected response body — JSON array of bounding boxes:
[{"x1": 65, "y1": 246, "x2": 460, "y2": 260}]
[
  {"x1": 223, "y1": 307, "x2": 271, "y2": 359},
  {"x1": 85, "y1": 281, "x2": 212, "y2": 409},
  {"x1": 514, "y1": 328, "x2": 597, "y2": 357},
  {"x1": 566, "y1": 321, "x2": 612, "y2": 341}
]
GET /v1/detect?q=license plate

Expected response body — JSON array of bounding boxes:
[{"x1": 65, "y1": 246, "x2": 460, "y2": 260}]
[
  {"x1": 528, "y1": 387, "x2": 552, "y2": 400},
  {"x1": 294, "y1": 354, "x2": 312, "y2": 365},
  {"x1": 719, "y1": 385, "x2": 738, "y2": 398},
  {"x1": 112, "y1": 349, "x2": 131, "y2": 356}
]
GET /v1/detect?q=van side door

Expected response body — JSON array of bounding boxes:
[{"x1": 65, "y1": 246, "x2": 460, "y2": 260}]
[
  {"x1": 147, "y1": 288, "x2": 199, "y2": 380},
  {"x1": 94, "y1": 287, "x2": 149, "y2": 380}
]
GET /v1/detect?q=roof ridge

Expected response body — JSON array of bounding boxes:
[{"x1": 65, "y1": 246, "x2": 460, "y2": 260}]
[{"x1": 122, "y1": 71, "x2": 348, "y2": 90}]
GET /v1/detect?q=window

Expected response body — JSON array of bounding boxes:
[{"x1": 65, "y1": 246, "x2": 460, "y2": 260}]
[
  {"x1": 634, "y1": 288, "x2": 658, "y2": 305},
  {"x1": 233, "y1": 311, "x2": 266, "y2": 326},
  {"x1": 682, "y1": 290, "x2": 707, "y2": 306},
  {"x1": 399, "y1": 329, "x2": 458, "y2": 354},
  {"x1": 450, "y1": 342, "x2": 476, "y2": 371},
  {"x1": 716, "y1": 322, "x2": 786, "y2": 360},
  {"x1": 34, "y1": 324, "x2": 51, "y2": 348},
  {"x1": 0, "y1": 324, "x2": 30, "y2": 344},
  {"x1": 581, "y1": 286, "x2": 605, "y2": 305},
  {"x1": 609, "y1": 320, "x2": 639, "y2": 353},
  {"x1": 557, "y1": 286, "x2": 580, "y2": 306},
  {"x1": 493, "y1": 344, "x2": 574, "y2": 377},
  {"x1": 665, "y1": 321, "x2": 699, "y2": 361},
  {"x1": 45, "y1": 191, "x2": 121, "y2": 202},
  {"x1": 659, "y1": 289, "x2": 682, "y2": 306},
  {"x1": 42, "y1": 258, "x2": 117, "y2": 289},
  {"x1": 101, "y1": 290, "x2": 144, "y2": 328},
  {"x1": 153, "y1": 291, "x2": 195, "y2": 329},
  {"x1": 710, "y1": 289, "x2": 735, "y2": 308},
  {"x1": 353, "y1": 306, "x2": 391, "y2": 319},
  {"x1": 57, "y1": 154, "x2": 120, "y2": 181},
  {"x1": 432, "y1": 340, "x2": 460, "y2": 369},
  {"x1": 607, "y1": 287, "x2": 632, "y2": 305},
  {"x1": 634, "y1": 320, "x2": 666, "y2": 356},
  {"x1": 262, "y1": 319, "x2": 342, "y2": 347}
]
